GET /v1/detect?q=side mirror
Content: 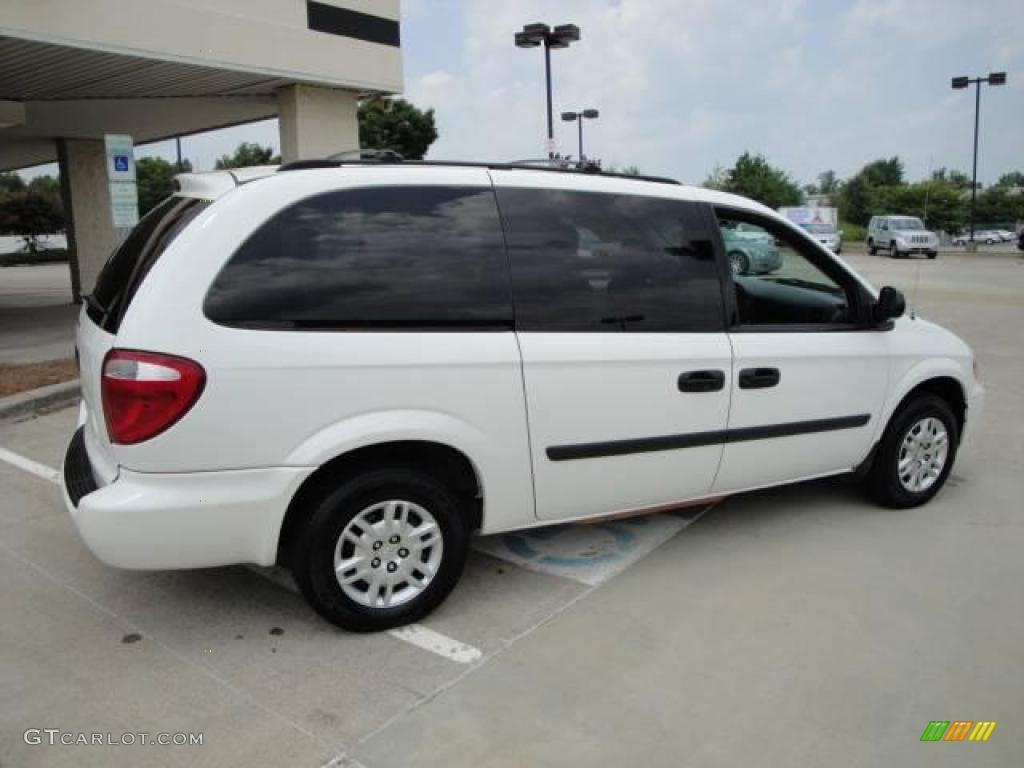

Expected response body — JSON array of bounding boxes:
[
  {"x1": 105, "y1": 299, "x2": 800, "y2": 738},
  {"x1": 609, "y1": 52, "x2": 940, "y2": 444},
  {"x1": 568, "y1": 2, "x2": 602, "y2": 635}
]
[{"x1": 873, "y1": 286, "x2": 906, "y2": 323}]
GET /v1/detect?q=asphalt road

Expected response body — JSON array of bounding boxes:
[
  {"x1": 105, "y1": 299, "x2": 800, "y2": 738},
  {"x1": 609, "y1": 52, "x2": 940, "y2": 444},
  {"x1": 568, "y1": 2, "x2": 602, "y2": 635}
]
[
  {"x1": 0, "y1": 250, "x2": 1021, "y2": 767},
  {"x1": 0, "y1": 264, "x2": 77, "y2": 364}
]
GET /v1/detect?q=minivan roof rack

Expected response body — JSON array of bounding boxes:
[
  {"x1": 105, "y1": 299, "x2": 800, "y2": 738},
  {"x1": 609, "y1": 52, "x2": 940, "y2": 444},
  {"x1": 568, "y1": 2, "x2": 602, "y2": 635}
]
[{"x1": 276, "y1": 155, "x2": 680, "y2": 186}]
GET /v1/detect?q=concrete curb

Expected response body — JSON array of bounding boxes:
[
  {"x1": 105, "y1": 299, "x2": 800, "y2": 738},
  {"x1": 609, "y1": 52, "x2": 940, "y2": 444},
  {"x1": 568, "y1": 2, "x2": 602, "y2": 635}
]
[{"x1": 0, "y1": 379, "x2": 80, "y2": 422}]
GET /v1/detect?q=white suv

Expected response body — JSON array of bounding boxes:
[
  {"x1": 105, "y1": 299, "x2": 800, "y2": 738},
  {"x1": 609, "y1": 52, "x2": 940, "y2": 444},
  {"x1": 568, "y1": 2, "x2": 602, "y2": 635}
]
[
  {"x1": 867, "y1": 215, "x2": 939, "y2": 258},
  {"x1": 64, "y1": 161, "x2": 983, "y2": 631}
]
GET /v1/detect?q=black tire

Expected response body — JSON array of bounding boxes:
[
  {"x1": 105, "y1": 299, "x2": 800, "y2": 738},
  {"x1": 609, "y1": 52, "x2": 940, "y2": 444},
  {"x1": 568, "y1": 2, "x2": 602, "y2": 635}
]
[
  {"x1": 889, "y1": 241, "x2": 899, "y2": 258},
  {"x1": 728, "y1": 250, "x2": 750, "y2": 276},
  {"x1": 927, "y1": 251, "x2": 937, "y2": 260},
  {"x1": 867, "y1": 394, "x2": 959, "y2": 509},
  {"x1": 867, "y1": 239, "x2": 877, "y2": 255},
  {"x1": 291, "y1": 467, "x2": 470, "y2": 632}
]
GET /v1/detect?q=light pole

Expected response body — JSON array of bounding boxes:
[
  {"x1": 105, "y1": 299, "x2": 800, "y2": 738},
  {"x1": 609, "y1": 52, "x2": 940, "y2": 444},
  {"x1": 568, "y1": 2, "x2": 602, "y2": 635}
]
[
  {"x1": 561, "y1": 109, "x2": 599, "y2": 161},
  {"x1": 515, "y1": 23, "x2": 580, "y2": 158},
  {"x1": 952, "y1": 72, "x2": 1006, "y2": 246}
]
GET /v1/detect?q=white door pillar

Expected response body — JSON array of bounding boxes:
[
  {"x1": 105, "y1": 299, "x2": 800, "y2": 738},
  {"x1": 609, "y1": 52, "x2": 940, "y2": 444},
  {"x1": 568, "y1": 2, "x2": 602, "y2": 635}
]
[
  {"x1": 57, "y1": 138, "x2": 121, "y2": 300},
  {"x1": 277, "y1": 84, "x2": 359, "y2": 163}
]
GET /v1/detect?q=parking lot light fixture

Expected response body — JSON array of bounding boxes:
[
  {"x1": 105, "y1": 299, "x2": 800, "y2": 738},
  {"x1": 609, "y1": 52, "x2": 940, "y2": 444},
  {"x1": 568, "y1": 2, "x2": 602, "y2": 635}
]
[
  {"x1": 515, "y1": 22, "x2": 581, "y2": 158},
  {"x1": 560, "y1": 109, "x2": 599, "y2": 161},
  {"x1": 952, "y1": 72, "x2": 1008, "y2": 248}
]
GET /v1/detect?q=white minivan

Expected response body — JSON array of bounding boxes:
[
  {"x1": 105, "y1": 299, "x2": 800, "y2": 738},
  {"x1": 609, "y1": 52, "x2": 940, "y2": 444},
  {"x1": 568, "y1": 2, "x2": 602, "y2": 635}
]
[{"x1": 64, "y1": 161, "x2": 983, "y2": 631}]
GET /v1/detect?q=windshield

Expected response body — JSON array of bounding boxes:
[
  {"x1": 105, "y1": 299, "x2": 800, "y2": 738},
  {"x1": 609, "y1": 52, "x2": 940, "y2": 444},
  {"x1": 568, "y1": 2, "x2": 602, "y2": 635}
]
[
  {"x1": 891, "y1": 217, "x2": 924, "y2": 231},
  {"x1": 804, "y1": 224, "x2": 836, "y2": 235}
]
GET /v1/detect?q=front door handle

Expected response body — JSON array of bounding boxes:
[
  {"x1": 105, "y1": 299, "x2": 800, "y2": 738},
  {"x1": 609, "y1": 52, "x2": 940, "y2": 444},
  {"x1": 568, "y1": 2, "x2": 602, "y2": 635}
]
[
  {"x1": 678, "y1": 370, "x2": 726, "y2": 393},
  {"x1": 738, "y1": 367, "x2": 781, "y2": 389}
]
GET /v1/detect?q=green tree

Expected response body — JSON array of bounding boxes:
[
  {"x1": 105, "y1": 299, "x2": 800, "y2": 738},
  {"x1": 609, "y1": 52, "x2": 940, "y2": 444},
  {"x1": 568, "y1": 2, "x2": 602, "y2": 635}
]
[
  {"x1": 974, "y1": 185, "x2": 1024, "y2": 225},
  {"x1": 816, "y1": 169, "x2": 840, "y2": 195},
  {"x1": 136, "y1": 156, "x2": 192, "y2": 215},
  {"x1": 718, "y1": 152, "x2": 802, "y2": 209},
  {"x1": 0, "y1": 171, "x2": 27, "y2": 199},
  {"x1": 874, "y1": 182, "x2": 966, "y2": 234},
  {"x1": 0, "y1": 189, "x2": 65, "y2": 252},
  {"x1": 995, "y1": 171, "x2": 1024, "y2": 188},
  {"x1": 215, "y1": 142, "x2": 278, "y2": 169},
  {"x1": 836, "y1": 175, "x2": 873, "y2": 226},
  {"x1": 702, "y1": 164, "x2": 728, "y2": 191},
  {"x1": 358, "y1": 97, "x2": 438, "y2": 159},
  {"x1": 931, "y1": 167, "x2": 972, "y2": 189},
  {"x1": 860, "y1": 156, "x2": 904, "y2": 187}
]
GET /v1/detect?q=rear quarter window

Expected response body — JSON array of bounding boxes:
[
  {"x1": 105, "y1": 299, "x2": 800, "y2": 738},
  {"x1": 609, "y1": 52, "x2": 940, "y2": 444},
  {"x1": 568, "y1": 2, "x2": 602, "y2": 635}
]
[
  {"x1": 88, "y1": 196, "x2": 209, "y2": 331},
  {"x1": 204, "y1": 185, "x2": 512, "y2": 330}
]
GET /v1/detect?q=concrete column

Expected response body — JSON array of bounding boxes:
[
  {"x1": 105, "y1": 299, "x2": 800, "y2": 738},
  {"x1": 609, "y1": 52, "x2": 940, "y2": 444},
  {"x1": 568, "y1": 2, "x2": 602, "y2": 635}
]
[
  {"x1": 57, "y1": 139, "x2": 121, "y2": 300},
  {"x1": 277, "y1": 85, "x2": 359, "y2": 163}
]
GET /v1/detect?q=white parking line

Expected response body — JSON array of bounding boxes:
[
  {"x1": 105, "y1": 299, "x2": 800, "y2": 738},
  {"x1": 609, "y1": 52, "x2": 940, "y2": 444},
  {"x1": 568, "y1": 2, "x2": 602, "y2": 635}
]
[
  {"x1": 247, "y1": 565, "x2": 484, "y2": 664},
  {"x1": 0, "y1": 444, "x2": 485, "y2": 667},
  {"x1": 388, "y1": 624, "x2": 482, "y2": 664},
  {"x1": 0, "y1": 445, "x2": 61, "y2": 484}
]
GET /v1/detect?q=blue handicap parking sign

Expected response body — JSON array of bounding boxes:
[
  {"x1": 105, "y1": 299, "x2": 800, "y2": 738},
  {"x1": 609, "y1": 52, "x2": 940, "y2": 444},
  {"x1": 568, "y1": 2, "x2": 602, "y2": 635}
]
[{"x1": 113, "y1": 155, "x2": 129, "y2": 172}]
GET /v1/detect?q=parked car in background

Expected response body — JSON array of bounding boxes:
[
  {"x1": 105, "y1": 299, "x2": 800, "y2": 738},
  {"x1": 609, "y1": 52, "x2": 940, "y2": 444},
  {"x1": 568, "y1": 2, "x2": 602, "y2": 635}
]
[
  {"x1": 867, "y1": 216, "x2": 938, "y2": 258},
  {"x1": 995, "y1": 230, "x2": 1016, "y2": 242},
  {"x1": 802, "y1": 222, "x2": 843, "y2": 254},
  {"x1": 720, "y1": 219, "x2": 782, "y2": 274},
  {"x1": 952, "y1": 230, "x2": 1002, "y2": 246},
  {"x1": 778, "y1": 207, "x2": 842, "y2": 254}
]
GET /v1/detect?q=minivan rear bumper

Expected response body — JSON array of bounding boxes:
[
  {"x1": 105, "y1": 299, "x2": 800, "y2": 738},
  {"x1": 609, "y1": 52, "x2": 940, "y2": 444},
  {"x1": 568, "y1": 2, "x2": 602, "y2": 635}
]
[{"x1": 63, "y1": 428, "x2": 312, "y2": 569}]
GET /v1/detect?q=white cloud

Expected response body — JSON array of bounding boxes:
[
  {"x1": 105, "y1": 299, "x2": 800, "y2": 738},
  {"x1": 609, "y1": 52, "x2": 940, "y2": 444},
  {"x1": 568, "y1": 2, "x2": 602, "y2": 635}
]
[{"x1": 402, "y1": 0, "x2": 1024, "y2": 185}]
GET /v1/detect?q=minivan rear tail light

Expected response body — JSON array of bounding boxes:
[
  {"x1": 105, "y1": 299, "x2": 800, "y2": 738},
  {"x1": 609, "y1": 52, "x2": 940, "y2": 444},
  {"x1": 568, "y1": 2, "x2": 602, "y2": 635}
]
[{"x1": 102, "y1": 350, "x2": 205, "y2": 445}]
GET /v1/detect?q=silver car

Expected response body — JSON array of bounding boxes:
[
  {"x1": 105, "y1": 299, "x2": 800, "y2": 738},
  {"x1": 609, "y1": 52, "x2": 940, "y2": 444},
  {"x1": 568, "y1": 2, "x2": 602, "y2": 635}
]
[
  {"x1": 803, "y1": 222, "x2": 843, "y2": 254},
  {"x1": 867, "y1": 215, "x2": 939, "y2": 258}
]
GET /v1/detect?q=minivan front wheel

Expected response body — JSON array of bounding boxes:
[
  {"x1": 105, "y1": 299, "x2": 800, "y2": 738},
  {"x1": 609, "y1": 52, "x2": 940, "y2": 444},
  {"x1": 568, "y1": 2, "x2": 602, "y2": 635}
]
[
  {"x1": 867, "y1": 394, "x2": 959, "y2": 509},
  {"x1": 889, "y1": 242, "x2": 900, "y2": 258},
  {"x1": 292, "y1": 467, "x2": 469, "y2": 632}
]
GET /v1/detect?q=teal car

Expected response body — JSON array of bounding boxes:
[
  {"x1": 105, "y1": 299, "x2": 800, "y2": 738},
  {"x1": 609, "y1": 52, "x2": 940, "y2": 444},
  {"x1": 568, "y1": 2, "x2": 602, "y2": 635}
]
[{"x1": 720, "y1": 221, "x2": 782, "y2": 275}]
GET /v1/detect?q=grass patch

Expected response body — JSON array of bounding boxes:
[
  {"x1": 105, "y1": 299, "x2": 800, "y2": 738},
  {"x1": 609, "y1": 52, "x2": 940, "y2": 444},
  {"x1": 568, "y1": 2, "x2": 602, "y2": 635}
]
[
  {"x1": 0, "y1": 358, "x2": 78, "y2": 398},
  {"x1": 839, "y1": 221, "x2": 866, "y2": 242}
]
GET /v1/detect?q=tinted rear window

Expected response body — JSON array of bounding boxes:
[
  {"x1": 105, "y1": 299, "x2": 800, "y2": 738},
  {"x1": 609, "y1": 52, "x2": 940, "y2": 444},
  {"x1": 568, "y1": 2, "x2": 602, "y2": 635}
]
[
  {"x1": 88, "y1": 196, "x2": 209, "y2": 331},
  {"x1": 496, "y1": 188, "x2": 724, "y2": 332},
  {"x1": 204, "y1": 186, "x2": 512, "y2": 330}
]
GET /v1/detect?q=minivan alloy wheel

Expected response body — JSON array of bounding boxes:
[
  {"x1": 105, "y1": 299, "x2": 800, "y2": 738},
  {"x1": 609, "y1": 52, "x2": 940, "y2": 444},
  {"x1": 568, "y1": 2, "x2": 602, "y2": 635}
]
[
  {"x1": 897, "y1": 417, "x2": 949, "y2": 493},
  {"x1": 334, "y1": 500, "x2": 444, "y2": 609},
  {"x1": 728, "y1": 251, "x2": 749, "y2": 275}
]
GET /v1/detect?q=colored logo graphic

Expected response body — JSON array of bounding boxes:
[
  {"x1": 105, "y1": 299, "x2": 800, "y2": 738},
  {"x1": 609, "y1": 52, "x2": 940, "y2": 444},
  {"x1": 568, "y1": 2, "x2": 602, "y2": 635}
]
[
  {"x1": 920, "y1": 721, "x2": 996, "y2": 742},
  {"x1": 113, "y1": 155, "x2": 130, "y2": 172}
]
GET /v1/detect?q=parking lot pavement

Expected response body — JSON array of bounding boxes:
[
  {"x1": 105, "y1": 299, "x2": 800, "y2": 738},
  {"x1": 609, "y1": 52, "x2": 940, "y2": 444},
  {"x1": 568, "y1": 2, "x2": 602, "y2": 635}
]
[
  {"x1": 1, "y1": 250, "x2": 1022, "y2": 766},
  {"x1": 0, "y1": 264, "x2": 77, "y2": 364}
]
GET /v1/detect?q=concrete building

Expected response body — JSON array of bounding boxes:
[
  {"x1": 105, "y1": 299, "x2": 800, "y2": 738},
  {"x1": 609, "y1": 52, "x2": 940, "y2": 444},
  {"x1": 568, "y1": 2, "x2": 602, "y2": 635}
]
[{"x1": 0, "y1": 0, "x2": 402, "y2": 299}]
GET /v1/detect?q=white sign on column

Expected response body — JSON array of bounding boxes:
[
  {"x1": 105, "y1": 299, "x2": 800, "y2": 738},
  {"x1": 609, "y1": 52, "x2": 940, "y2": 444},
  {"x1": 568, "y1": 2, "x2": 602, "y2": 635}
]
[{"x1": 104, "y1": 134, "x2": 139, "y2": 228}]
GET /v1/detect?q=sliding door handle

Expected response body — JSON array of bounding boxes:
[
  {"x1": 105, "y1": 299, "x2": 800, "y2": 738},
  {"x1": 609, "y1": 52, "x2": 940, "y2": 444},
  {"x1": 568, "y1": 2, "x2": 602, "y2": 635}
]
[
  {"x1": 738, "y1": 367, "x2": 781, "y2": 389},
  {"x1": 678, "y1": 370, "x2": 726, "y2": 393}
]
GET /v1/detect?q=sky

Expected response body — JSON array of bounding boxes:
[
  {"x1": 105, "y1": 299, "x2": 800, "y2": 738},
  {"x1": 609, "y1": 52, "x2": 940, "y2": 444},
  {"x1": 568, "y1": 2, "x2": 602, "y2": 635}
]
[{"x1": 19, "y1": 0, "x2": 1024, "y2": 187}]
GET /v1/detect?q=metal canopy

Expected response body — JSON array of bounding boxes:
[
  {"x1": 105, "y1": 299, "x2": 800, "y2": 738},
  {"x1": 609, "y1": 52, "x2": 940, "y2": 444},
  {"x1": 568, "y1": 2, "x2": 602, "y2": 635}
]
[{"x1": 0, "y1": 36, "x2": 297, "y2": 100}]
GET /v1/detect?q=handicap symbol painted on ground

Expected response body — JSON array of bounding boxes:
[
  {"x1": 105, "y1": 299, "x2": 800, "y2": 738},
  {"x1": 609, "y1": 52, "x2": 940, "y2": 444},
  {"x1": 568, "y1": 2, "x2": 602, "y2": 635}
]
[{"x1": 501, "y1": 518, "x2": 654, "y2": 568}]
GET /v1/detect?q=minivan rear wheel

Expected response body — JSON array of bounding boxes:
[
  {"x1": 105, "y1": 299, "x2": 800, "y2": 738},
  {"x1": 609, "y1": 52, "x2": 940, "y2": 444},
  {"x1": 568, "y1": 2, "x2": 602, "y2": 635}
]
[{"x1": 292, "y1": 467, "x2": 470, "y2": 632}]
